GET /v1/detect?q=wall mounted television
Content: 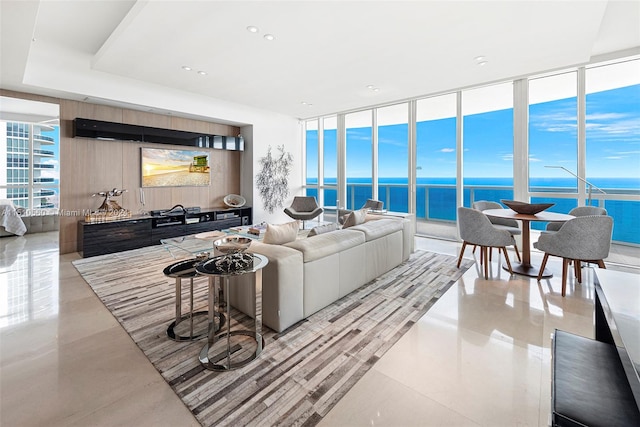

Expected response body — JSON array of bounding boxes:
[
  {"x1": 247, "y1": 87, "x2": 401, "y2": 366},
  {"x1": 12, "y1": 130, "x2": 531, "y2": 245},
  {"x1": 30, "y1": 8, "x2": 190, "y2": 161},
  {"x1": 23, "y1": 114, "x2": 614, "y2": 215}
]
[{"x1": 141, "y1": 148, "x2": 210, "y2": 187}]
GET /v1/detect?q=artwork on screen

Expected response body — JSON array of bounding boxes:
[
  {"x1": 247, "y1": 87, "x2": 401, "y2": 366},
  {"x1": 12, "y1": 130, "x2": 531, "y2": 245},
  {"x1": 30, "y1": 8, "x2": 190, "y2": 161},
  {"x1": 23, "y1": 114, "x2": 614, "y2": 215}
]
[{"x1": 141, "y1": 147, "x2": 210, "y2": 187}]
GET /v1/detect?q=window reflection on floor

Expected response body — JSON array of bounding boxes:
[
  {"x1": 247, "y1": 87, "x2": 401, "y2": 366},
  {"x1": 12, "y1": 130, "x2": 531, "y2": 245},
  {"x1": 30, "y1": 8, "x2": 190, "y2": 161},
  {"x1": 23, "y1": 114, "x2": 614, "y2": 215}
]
[{"x1": 0, "y1": 234, "x2": 59, "y2": 328}]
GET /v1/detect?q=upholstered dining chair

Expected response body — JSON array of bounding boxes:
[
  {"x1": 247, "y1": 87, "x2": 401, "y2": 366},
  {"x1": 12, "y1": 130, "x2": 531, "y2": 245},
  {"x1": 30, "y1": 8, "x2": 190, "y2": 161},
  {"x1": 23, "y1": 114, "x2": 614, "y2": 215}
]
[
  {"x1": 546, "y1": 206, "x2": 607, "y2": 232},
  {"x1": 456, "y1": 207, "x2": 515, "y2": 279},
  {"x1": 284, "y1": 196, "x2": 323, "y2": 228},
  {"x1": 534, "y1": 215, "x2": 613, "y2": 296},
  {"x1": 338, "y1": 199, "x2": 383, "y2": 225},
  {"x1": 473, "y1": 200, "x2": 522, "y2": 262}
]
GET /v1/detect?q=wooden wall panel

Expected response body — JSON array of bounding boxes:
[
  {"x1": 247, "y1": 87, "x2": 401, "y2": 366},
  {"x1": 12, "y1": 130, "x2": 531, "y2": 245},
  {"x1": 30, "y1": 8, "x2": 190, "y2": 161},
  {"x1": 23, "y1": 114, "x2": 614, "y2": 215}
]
[
  {"x1": 57, "y1": 100, "x2": 241, "y2": 254},
  {"x1": 3, "y1": 92, "x2": 243, "y2": 253},
  {"x1": 123, "y1": 110, "x2": 171, "y2": 128}
]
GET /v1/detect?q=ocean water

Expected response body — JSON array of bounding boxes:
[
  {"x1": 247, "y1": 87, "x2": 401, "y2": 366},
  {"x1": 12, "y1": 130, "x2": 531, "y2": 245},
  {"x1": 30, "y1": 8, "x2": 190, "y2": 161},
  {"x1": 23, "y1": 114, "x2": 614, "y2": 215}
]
[{"x1": 306, "y1": 177, "x2": 640, "y2": 244}]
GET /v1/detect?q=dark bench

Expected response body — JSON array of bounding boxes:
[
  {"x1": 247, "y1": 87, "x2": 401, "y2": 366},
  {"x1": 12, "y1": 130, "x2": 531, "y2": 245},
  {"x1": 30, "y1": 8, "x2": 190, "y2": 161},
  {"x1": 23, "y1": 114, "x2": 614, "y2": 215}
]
[{"x1": 552, "y1": 329, "x2": 640, "y2": 427}]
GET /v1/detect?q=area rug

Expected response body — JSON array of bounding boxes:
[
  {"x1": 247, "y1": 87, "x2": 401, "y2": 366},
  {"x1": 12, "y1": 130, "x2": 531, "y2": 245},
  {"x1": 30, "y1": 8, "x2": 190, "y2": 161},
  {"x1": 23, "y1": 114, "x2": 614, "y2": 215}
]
[{"x1": 73, "y1": 246, "x2": 472, "y2": 426}]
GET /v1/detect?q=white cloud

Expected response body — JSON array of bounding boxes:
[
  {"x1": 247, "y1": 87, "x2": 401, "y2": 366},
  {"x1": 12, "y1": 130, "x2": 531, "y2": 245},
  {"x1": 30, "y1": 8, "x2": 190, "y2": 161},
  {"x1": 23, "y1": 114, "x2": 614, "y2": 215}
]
[{"x1": 439, "y1": 148, "x2": 454, "y2": 153}]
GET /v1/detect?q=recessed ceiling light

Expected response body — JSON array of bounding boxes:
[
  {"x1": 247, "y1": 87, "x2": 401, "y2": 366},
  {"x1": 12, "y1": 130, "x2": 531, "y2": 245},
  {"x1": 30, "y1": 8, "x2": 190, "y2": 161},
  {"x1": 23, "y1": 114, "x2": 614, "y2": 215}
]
[
  {"x1": 264, "y1": 34, "x2": 275, "y2": 41},
  {"x1": 373, "y1": 88, "x2": 380, "y2": 92},
  {"x1": 247, "y1": 26, "x2": 259, "y2": 33},
  {"x1": 474, "y1": 56, "x2": 486, "y2": 62},
  {"x1": 301, "y1": 102, "x2": 313, "y2": 106},
  {"x1": 477, "y1": 61, "x2": 488, "y2": 66},
  {"x1": 366, "y1": 85, "x2": 375, "y2": 89},
  {"x1": 197, "y1": 70, "x2": 207, "y2": 75},
  {"x1": 182, "y1": 66, "x2": 192, "y2": 71}
]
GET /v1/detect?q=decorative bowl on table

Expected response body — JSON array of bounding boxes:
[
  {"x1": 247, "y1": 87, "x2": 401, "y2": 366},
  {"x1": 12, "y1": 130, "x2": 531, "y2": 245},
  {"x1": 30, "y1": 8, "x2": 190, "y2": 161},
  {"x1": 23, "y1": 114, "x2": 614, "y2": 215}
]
[
  {"x1": 212, "y1": 236, "x2": 254, "y2": 273},
  {"x1": 223, "y1": 194, "x2": 246, "y2": 208},
  {"x1": 194, "y1": 230, "x2": 226, "y2": 241},
  {"x1": 213, "y1": 236, "x2": 252, "y2": 254},
  {"x1": 501, "y1": 200, "x2": 555, "y2": 215}
]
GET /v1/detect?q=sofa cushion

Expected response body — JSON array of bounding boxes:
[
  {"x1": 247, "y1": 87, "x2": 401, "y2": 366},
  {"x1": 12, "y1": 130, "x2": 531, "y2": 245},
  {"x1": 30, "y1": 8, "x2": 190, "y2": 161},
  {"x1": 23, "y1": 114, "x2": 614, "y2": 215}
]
[
  {"x1": 308, "y1": 222, "x2": 339, "y2": 237},
  {"x1": 263, "y1": 220, "x2": 299, "y2": 244},
  {"x1": 285, "y1": 229, "x2": 365, "y2": 262},
  {"x1": 349, "y1": 218, "x2": 402, "y2": 241},
  {"x1": 343, "y1": 209, "x2": 367, "y2": 228}
]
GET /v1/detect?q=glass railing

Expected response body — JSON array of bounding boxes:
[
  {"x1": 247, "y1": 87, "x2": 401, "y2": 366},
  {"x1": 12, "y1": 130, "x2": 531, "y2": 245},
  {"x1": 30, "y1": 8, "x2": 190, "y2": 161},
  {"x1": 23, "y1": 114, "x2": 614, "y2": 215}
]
[
  {"x1": 306, "y1": 182, "x2": 640, "y2": 245},
  {"x1": 34, "y1": 134, "x2": 55, "y2": 143},
  {"x1": 33, "y1": 149, "x2": 55, "y2": 156}
]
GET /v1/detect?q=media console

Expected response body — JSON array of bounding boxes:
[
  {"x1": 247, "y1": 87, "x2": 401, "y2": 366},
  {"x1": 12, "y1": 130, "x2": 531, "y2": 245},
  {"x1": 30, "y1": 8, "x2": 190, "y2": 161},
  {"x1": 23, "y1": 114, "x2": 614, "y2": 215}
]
[{"x1": 78, "y1": 206, "x2": 251, "y2": 258}]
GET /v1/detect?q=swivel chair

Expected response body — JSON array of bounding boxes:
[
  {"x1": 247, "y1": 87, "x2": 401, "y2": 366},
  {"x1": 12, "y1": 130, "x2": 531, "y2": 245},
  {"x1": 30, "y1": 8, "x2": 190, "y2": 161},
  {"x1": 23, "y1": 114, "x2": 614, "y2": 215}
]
[{"x1": 284, "y1": 196, "x2": 323, "y2": 229}]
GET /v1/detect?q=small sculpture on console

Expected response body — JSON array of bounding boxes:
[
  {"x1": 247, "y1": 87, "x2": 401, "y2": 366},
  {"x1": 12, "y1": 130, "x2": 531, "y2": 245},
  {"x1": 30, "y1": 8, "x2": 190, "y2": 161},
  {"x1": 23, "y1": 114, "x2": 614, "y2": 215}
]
[
  {"x1": 86, "y1": 188, "x2": 131, "y2": 223},
  {"x1": 92, "y1": 188, "x2": 128, "y2": 211}
]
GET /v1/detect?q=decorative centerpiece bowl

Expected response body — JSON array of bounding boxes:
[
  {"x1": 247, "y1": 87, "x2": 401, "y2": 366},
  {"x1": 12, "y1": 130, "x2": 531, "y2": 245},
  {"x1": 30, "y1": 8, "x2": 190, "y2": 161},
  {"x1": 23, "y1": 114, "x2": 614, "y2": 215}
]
[
  {"x1": 223, "y1": 194, "x2": 246, "y2": 208},
  {"x1": 212, "y1": 236, "x2": 253, "y2": 272},
  {"x1": 501, "y1": 200, "x2": 555, "y2": 215},
  {"x1": 213, "y1": 236, "x2": 252, "y2": 254}
]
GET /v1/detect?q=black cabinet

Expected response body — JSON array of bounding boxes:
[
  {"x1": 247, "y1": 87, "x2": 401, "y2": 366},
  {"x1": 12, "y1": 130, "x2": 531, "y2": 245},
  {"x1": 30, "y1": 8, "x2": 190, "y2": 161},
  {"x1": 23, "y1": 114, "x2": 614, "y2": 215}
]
[
  {"x1": 78, "y1": 207, "x2": 252, "y2": 257},
  {"x1": 78, "y1": 218, "x2": 152, "y2": 258}
]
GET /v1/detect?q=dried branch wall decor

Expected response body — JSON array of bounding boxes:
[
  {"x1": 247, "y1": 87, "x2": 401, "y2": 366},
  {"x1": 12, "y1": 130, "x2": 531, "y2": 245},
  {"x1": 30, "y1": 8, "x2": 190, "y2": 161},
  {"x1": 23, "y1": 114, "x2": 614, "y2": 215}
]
[{"x1": 256, "y1": 145, "x2": 293, "y2": 213}]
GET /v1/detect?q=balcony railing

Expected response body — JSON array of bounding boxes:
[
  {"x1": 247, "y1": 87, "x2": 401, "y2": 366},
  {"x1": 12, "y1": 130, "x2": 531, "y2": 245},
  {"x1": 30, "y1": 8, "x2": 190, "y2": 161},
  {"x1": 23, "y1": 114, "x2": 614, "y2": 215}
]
[
  {"x1": 34, "y1": 134, "x2": 55, "y2": 144},
  {"x1": 33, "y1": 149, "x2": 55, "y2": 156},
  {"x1": 306, "y1": 182, "x2": 640, "y2": 245}
]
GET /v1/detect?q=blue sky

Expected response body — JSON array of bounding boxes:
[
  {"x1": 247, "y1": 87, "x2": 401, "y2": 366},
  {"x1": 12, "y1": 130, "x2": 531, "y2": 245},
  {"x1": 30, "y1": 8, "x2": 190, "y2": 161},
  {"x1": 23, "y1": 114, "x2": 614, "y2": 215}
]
[{"x1": 307, "y1": 84, "x2": 640, "y2": 185}]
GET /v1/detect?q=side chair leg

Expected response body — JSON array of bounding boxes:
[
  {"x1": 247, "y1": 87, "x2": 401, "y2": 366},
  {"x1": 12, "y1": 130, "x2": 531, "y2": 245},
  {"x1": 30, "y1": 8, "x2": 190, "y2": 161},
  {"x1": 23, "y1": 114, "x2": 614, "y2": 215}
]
[
  {"x1": 574, "y1": 260, "x2": 582, "y2": 283},
  {"x1": 483, "y1": 247, "x2": 489, "y2": 279},
  {"x1": 538, "y1": 253, "x2": 550, "y2": 281},
  {"x1": 562, "y1": 258, "x2": 570, "y2": 297},
  {"x1": 502, "y1": 247, "x2": 512, "y2": 274},
  {"x1": 456, "y1": 242, "x2": 468, "y2": 268},
  {"x1": 513, "y1": 241, "x2": 521, "y2": 262},
  {"x1": 597, "y1": 260, "x2": 606, "y2": 269}
]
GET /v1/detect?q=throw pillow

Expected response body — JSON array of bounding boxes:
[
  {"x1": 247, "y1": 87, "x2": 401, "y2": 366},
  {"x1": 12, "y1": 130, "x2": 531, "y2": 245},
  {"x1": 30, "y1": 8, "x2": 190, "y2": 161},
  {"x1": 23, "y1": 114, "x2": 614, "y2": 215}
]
[
  {"x1": 263, "y1": 220, "x2": 299, "y2": 244},
  {"x1": 308, "y1": 222, "x2": 339, "y2": 237},
  {"x1": 342, "y1": 208, "x2": 367, "y2": 228}
]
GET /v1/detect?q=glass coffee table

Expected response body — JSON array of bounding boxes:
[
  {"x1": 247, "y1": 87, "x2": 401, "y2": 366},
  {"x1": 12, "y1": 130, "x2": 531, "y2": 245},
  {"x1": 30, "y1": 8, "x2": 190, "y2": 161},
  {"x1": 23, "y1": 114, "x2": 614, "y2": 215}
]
[{"x1": 160, "y1": 229, "x2": 259, "y2": 259}]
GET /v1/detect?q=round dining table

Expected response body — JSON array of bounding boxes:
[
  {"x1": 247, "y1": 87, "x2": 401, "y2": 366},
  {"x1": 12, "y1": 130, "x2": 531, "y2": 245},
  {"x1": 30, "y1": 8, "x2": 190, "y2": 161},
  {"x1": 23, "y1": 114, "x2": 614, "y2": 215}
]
[{"x1": 483, "y1": 209, "x2": 574, "y2": 278}]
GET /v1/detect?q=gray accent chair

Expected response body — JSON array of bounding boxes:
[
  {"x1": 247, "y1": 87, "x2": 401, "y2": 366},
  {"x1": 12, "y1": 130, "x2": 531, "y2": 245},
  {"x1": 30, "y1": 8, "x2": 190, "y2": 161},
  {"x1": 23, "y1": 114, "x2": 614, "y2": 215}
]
[
  {"x1": 546, "y1": 206, "x2": 607, "y2": 232},
  {"x1": 456, "y1": 207, "x2": 515, "y2": 279},
  {"x1": 534, "y1": 215, "x2": 613, "y2": 296},
  {"x1": 338, "y1": 199, "x2": 384, "y2": 225},
  {"x1": 473, "y1": 200, "x2": 522, "y2": 262},
  {"x1": 284, "y1": 196, "x2": 323, "y2": 228}
]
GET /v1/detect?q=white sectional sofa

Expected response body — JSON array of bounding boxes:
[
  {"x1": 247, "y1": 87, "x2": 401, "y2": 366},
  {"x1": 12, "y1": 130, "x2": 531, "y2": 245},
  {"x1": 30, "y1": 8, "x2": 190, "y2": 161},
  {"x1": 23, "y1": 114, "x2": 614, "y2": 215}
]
[{"x1": 230, "y1": 216, "x2": 413, "y2": 332}]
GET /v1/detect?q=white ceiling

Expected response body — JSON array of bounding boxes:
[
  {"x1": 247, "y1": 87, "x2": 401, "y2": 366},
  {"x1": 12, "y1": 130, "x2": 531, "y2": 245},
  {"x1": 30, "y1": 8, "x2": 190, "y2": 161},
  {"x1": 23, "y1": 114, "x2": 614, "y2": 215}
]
[{"x1": 1, "y1": 1, "x2": 639, "y2": 121}]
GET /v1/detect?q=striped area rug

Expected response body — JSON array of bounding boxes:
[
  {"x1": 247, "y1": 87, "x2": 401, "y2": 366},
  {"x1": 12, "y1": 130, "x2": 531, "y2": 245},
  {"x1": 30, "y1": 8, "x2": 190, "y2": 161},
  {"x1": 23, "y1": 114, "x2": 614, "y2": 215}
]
[{"x1": 73, "y1": 246, "x2": 472, "y2": 426}]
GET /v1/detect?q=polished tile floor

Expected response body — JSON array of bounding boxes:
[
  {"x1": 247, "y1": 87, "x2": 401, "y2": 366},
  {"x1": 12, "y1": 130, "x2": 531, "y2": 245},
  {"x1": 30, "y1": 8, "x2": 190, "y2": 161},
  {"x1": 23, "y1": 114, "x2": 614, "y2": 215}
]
[{"x1": 1, "y1": 232, "x2": 638, "y2": 426}]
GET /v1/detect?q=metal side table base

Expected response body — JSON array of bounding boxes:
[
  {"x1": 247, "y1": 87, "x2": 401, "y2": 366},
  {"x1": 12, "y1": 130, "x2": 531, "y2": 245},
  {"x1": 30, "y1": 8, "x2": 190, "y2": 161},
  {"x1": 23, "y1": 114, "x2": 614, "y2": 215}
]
[
  {"x1": 199, "y1": 330, "x2": 264, "y2": 371},
  {"x1": 196, "y1": 255, "x2": 268, "y2": 371},
  {"x1": 163, "y1": 258, "x2": 225, "y2": 342}
]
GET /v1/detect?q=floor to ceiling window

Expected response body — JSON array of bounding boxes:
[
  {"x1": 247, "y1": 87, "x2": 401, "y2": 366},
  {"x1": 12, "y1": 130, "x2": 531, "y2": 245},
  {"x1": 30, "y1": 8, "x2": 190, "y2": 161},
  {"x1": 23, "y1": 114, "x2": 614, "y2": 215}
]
[
  {"x1": 301, "y1": 55, "x2": 639, "y2": 245},
  {"x1": 462, "y1": 82, "x2": 514, "y2": 209},
  {"x1": 416, "y1": 93, "x2": 457, "y2": 221},
  {"x1": 322, "y1": 116, "x2": 338, "y2": 207},
  {"x1": 528, "y1": 71, "x2": 579, "y2": 221},
  {"x1": 345, "y1": 110, "x2": 373, "y2": 210},
  {"x1": 377, "y1": 103, "x2": 409, "y2": 212},
  {"x1": 1, "y1": 120, "x2": 60, "y2": 211},
  {"x1": 585, "y1": 59, "x2": 640, "y2": 244},
  {"x1": 304, "y1": 119, "x2": 319, "y2": 199}
]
